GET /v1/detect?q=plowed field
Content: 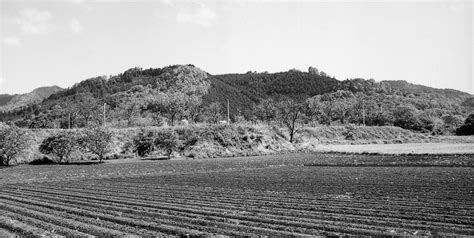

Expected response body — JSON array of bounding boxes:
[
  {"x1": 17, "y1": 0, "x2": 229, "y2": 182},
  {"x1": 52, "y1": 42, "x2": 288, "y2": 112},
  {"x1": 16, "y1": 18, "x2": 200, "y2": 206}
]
[{"x1": 0, "y1": 153, "x2": 473, "y2": 236}]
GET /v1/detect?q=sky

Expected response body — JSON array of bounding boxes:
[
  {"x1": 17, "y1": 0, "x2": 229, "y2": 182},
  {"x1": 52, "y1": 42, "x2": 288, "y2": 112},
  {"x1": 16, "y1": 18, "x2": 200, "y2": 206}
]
[{"x1": 0, "y1": 0, "x2": 472, "y2": 95}]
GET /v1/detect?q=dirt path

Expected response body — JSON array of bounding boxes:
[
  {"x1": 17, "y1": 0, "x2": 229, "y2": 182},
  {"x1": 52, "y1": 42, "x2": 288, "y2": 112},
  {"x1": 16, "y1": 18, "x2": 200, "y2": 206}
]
[{"x1": 314, "y1": 143, "x2": 474, "y2": 155}]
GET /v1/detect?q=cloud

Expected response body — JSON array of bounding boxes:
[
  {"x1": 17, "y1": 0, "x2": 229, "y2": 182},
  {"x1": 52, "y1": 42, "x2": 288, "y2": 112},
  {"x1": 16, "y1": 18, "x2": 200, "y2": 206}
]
[
  {"x1": 3, "y1": 37, "x2": 22, "y2": 47},
  {"x1": 16, "y1": 8, "x2": 53, "y2": 34},
  {"x1": 176, "y1": 2, "x2": 217, "y2": 28},
  {"x1": 160, "y1": 0, "x2": 175, "y2": 7},
  {"x1": 70, "y1": 19, "x2": 83, "y2": 33},
  {"x1": 445, "y1": 1, "x2": 466, "y2": 12}
]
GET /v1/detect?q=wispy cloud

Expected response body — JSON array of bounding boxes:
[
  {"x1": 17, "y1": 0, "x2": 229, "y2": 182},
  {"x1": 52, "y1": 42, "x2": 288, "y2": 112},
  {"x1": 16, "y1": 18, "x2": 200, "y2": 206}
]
[
  {"x1": 16, "y1": 8, "x2": 53, "y2": 35},
  {"x1": 3, "y1": 37, "x2": 22, "y2": 47},
  {"x1": 159, "y1": 0, "x2": 217, "y2": 28},
  {"x1": 176, "y1": 2, "x2": 217, "y2": 27},
  {"x1": 444, "y1": 1, "x2": 467, "y2": 12},
  {"x1": 70, "y1": 19, "x2": 83, "y2": 33}
]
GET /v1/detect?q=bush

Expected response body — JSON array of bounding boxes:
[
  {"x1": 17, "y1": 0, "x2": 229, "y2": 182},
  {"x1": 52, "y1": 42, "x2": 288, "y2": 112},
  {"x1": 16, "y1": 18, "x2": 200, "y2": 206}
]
[
  {"x1": 343, "y1": 124, "x2": 357, "y2": 140},
  {"x1": 0, "y1": 127, "x2": 30, "y2": 166},
  {"x1": 39, "y1": 132, "x2": 78, "y2": 163},
  {"x1": 80, "y1": 127, "x2": 112, "y2": 162},
  {"x1": 174, "y1": 127, "x2": 199, "y2": 147},
  {"x1": 132, "y1": 129, "x2": 156, "y2": 157},
  {"x1": 154, "y1": 129, "x2": 182, "y2": 159},
  {"x1": 456, "y1": 114, "x2": 474, "y2": 135}
]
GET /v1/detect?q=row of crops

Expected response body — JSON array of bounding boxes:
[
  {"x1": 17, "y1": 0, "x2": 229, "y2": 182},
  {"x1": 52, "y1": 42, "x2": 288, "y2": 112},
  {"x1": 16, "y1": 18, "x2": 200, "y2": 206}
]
[{"x1": 0, "y1": 165, "x2": 473, "y2": 236}]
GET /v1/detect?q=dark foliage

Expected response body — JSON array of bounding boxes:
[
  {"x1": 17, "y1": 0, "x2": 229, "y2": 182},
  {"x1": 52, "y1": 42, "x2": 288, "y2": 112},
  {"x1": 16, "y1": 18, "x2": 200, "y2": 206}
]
[
  {"x1": 456, "y1": 114, "x2": 474, "y2": 135},
  {"x1": 132, "y1": 129, "x2": 156, "y2": 157}
]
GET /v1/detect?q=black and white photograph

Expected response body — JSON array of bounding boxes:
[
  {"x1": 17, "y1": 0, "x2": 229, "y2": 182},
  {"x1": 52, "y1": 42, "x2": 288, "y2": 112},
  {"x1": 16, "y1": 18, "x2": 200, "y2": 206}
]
[{"x1": 0, "y1": 0, "x2": 473, "y2": 236}]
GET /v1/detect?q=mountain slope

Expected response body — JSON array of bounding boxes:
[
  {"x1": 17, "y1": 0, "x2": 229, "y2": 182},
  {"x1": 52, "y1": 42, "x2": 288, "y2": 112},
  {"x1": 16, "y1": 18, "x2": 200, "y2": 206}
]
[
  {"x1": 0, "y1": 86, "x2": 63, "y2": 112},
  {"x1": 0, "y1": 94, "x2": 15, "y2": 106}
]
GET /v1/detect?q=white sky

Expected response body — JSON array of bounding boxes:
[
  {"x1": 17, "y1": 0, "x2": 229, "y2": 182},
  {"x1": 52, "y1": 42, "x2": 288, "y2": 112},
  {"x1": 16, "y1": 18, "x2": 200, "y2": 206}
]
[{"x1": 0, "y1": 0, "x2": 473, "y2": 94}]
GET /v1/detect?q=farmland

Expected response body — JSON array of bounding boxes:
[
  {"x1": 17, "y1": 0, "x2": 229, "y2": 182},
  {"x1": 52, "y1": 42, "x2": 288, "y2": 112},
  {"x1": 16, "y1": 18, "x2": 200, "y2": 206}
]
[{"x1": 0, "y1": 153, "x2": 473, "y2": 236}]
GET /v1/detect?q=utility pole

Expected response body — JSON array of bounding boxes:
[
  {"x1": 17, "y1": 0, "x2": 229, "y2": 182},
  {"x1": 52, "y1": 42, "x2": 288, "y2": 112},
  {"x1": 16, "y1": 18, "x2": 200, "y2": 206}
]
[
  {"x1": 227, "y1": 99, "x2": 230, "y2": 124},
  {"x1": 103, "y1": 103, "x2": 106, "y2": 127},
  {"x1": 68, "y1": 113, "x2": 71, "y2": 129},
  {"x1": 362, "y1": 103, "x2": 366, "y2": 126}
]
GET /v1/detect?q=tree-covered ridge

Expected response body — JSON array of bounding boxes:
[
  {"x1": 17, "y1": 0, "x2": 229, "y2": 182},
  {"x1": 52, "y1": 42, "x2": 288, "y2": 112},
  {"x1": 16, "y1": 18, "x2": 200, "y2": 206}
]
[
  {"x1": 215, "y1": 70, "x2": 340, "y2": 100},
  {"x1": 0, "y1": 65, "x2": 472, "y2": 135}
]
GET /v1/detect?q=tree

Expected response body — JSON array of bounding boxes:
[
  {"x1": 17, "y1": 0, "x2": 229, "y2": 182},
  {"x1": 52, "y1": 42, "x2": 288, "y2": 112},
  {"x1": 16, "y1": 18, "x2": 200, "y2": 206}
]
[
  {"x1": 132, "y1": 129, "x2": 156, "y2": 157},
  {"x1": 39, "y1": 132, "x2": 77, "y2": 163},
  {"x1": 0, "y1": 126, "x2": 30, "y2": 166},
  {"x1": 456, "y1": 114, "x2": 474, "y2": 135},
  {"x1": 203, "y1": 102, "x2": 223, "y2": 123},
  {"x1": 442, "y1": 114, "x2": 464, "y2": 133},
  {"x1": 76, "y1": 93, "x2": 101, "y2": 127},
  {"x1": 254, "y1": 98, "x2": 276, "y2": 123},
  {"x1": 393, "y1": 105, "x2": 421, "y2": 130},
  {"x1": 308, "y1": 66, "x2": 319, "y2": 75},
  {"x1": 154, "y1": 129, "x2": 182, "y2": 159},
  {"x1": 305, "y1": 96, "x2": 324, "y2": 125},
  {"x1": 275, "y1": 98, "x2": 305, "y2": 143},
  {"x1": 80, "y1": 127, "x2": 113, "y2": 162},
  {"x1": 115, "y1": 96, "x2": 144, "y2": 127}
]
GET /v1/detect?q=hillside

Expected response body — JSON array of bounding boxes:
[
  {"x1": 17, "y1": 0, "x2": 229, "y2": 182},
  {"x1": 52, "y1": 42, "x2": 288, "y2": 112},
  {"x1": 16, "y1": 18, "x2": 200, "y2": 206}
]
[
  {"x1": 0, "y1": 65, "x2": 472, "y2": 131},
  {"x1": 0, "y1": 94, "x2": 15, "y2": 106},
  {"x1": 0, "y1": 86, "x2": 63, "y2": 112},
  {"x1": 203, "y1": 71, "x2": 340, "y2": 118},
  {"x1": 381, "y1": 80, "x2": 472, "y2": 105}
]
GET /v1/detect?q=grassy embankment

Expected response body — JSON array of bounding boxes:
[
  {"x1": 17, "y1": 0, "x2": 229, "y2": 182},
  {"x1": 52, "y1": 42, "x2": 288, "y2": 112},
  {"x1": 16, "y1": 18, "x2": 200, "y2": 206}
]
[{"x1": 11, "y1": 123, "x2": 466, "y2": 165}]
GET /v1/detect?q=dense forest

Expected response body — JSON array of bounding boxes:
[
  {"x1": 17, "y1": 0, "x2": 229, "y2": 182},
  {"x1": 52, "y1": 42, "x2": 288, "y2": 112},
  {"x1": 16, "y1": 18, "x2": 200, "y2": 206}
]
[{"x1": 0, "y1": 65, "x2": 472, "y2": 135}]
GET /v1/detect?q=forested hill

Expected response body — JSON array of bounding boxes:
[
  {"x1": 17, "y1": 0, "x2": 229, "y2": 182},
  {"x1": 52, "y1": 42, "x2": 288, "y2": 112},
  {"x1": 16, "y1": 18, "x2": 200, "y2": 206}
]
[
  {"x1": 381, "y1": 80, "x2": 472, "y2": 104},
  {"x1": 202, "y1": 70, "x2": 340, "y2": 116},
  {"x1": 0, "y1": 65, "x2": 472, "y2": 131}
]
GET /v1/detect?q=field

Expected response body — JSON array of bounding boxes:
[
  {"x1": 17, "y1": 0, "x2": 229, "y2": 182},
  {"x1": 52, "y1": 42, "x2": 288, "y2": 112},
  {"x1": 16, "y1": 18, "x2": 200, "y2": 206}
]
[
  {"x1": 0, "y1": 153, "x2": 473, "y2": 236},
  {"x1": 313, "y1": 142, "x2": 474, "y2": 154}
]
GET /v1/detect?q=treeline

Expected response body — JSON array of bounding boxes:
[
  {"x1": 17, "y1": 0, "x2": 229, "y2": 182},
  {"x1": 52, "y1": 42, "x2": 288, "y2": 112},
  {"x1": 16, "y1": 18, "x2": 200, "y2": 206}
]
[
  {"x1": 253, "y1": 91, "x2": 471, "y2": 137},
  {"x1": 0, "y1": 65, "x2": 472, "y2": 136}
]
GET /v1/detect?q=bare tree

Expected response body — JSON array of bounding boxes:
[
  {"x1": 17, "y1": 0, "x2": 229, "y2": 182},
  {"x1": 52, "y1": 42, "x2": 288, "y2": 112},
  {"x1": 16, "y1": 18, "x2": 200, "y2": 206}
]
[{"x1": 276, "y1": 98, "x2": 305, "y2": 143}]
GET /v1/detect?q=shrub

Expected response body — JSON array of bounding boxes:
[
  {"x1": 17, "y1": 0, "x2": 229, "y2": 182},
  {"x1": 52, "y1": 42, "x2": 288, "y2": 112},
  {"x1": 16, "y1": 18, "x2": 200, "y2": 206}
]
[
  {"x1": 174, "y1": 127, "x2": 199, "y2": 147},
  {"x1": 456, "y1": 114, "x2": 474, "y2": 135},
  {"x1": 0, "y1": 126, "x2": 30, "y2": 166},
  {"x1": 154, "y1": 129, "x2": 182, "y2": 159},
  {"x1": 39, "y1": 132, "x2": 77, "y2": 163},
  {"x1": 132, "y1": 129, "x2": 156, "y2": 157},
  {"x1": 80, "y1": 127, "x2": 113, "y2": 162},
  {"x1": 442, "y1": 114, "x2": 464, "y2": 134},
  {"x1": 343, "y1": 124, "x2": 357, "y2": 140}
]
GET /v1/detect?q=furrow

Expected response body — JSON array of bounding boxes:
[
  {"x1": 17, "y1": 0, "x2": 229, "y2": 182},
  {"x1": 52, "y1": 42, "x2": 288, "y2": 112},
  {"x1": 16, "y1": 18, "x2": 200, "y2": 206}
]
[
  {"x1": 16, "y1": 185, "x2": 473, "y2": 226},
  {"x1": 0, "y1": 188, "x2": 436, "y2": 236},
  {"x1": 0, "y1": 189, "x2": 355, "y2": 236}
]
